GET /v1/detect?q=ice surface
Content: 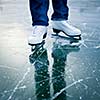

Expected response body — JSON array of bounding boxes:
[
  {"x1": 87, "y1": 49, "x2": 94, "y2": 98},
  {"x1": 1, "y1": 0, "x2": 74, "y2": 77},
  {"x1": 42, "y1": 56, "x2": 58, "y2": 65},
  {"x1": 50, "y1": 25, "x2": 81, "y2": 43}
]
[{"x1": 0, "y1": 0, "x2": 100, "y2": 100}]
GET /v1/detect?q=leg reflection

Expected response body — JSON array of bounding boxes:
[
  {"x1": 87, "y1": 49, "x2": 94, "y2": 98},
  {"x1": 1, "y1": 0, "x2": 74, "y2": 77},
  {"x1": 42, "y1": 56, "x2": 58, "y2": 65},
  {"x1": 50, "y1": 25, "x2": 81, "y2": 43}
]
[
  {"x1": 52, "y1": 39, "x2": 80, "y2": 100},
  {"x1": 29, "y1": 47, "x2": 50, "y2": 100}
]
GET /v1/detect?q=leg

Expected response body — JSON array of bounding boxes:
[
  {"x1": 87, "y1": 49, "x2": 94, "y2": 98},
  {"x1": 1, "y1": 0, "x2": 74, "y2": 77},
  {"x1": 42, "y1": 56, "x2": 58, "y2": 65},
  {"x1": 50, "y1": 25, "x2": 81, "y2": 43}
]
[
  {"x1": 51, "y1": 0, "x2": 69, "y2": 20},
  {"x1": 29, "y1": 0, "x2": 49, "y2": 26},
  {"x1": 51, "y1": 0, "x2": 81, "y2": 39},
  {"x1": 28, "y1": 0, "x2": 49, "y2": 45}
]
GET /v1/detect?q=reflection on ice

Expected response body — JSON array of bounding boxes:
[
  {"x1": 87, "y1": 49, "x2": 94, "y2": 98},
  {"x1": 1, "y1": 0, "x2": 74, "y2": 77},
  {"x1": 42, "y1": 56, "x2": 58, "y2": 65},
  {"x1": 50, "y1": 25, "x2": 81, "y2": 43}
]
[
  {"x1": 29, "y1": 48, "x2": 50, "y2": 100},
  {"x1": 29, "y1": 38, "x2": 81, "y2": 100}
]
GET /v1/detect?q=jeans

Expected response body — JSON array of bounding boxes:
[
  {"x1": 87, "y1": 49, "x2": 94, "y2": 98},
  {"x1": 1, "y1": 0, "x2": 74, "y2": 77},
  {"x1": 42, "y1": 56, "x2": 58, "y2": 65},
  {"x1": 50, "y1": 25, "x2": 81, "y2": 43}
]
[{"x1": 29, "y1": 0, "x2": 69, "y2": 26}]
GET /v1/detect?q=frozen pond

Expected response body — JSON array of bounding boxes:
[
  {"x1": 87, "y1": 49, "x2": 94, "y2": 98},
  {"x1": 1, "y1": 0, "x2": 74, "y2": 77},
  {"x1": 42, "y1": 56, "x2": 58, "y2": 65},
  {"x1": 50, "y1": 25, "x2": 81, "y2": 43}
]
[{"x1": 0, "y1": 0, "x2": 100, "y2": 100}]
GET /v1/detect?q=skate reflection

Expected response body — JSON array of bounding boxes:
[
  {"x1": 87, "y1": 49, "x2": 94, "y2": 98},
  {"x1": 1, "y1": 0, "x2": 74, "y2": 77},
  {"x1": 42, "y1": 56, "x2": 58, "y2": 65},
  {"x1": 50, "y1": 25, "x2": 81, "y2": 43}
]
[
  {"x1": 29, "y1": 38, "x2": 80, "y2": 100},
  {"x1": 29, "y1": 47, "x2": 50, "y2": 100},
  {"x1": 52, "y1": 39, "x2": 80, "y2": 100}
]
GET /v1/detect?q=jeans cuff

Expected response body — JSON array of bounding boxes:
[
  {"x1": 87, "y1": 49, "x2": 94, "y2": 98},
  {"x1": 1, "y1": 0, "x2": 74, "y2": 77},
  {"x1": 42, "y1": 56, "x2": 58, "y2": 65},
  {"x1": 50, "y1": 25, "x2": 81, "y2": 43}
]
[
  {"x1": 32, "y1": 22, "x2": 48, "y2": 26},
  {"x1": 51, "y1": 17, "x2": 68, "y2": 21}
]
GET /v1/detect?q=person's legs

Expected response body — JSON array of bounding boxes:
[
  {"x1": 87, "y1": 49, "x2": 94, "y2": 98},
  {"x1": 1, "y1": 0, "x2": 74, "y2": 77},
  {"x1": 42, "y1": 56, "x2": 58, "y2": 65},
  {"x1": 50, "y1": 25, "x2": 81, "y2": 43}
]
[
  {"x1": 51, "y1": 0, "x2": 69, "y2": 20},
  {"x1": 29, "y1": 0, "x2": 49, "y2": 26}
]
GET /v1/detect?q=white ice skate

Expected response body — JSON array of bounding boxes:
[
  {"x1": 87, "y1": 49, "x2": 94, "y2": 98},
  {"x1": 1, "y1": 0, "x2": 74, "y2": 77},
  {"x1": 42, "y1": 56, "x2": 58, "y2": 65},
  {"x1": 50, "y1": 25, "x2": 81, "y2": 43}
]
[
  {"x1": 52, "y1": 21, "x2": 81, "y2": 40},
  {"x1": 28, "y1": 26, "x2": 47, "y2": 51},
  {"x1": 28, "y1": 26, "x2": 47, "y2": 46}
]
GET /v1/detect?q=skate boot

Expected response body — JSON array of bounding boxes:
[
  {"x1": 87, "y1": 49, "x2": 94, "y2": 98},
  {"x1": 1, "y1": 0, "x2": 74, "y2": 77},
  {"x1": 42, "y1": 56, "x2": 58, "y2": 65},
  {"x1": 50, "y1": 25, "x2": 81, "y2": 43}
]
[
  {"x1": 28, "y1": 26, "x2": 47, "y2": 51},
  {"x1": 52, "y1": 21, "x2": 81, "y2": 40}
]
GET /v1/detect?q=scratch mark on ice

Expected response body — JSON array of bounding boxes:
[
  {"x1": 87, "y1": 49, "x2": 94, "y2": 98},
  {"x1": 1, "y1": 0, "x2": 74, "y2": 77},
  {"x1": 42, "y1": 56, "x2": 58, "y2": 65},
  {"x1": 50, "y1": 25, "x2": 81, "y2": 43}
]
[
  {"x1": 0, "y1": 65, "x2": 19, "y2": 71},
  {"x1": 95, "y1": 45, "x2": 100, "y2": 49}
]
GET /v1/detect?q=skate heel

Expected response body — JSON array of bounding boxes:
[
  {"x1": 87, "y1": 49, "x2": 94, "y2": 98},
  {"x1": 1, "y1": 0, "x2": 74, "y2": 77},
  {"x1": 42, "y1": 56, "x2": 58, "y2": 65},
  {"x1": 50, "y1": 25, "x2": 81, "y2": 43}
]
[{"x1": 53, "y1": 28, "x2": 61, "y2": 34}]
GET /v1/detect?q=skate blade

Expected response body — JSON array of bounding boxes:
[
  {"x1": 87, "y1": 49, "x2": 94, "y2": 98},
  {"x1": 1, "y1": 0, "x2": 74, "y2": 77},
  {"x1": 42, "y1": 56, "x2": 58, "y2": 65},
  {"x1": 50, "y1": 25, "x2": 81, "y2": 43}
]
[
  {"x1": 62, "y1": 31, "x2": 81, "y2": 40},
  {"x1": 52, "y1": 32, "x2": 81, "y2": 41},
  {"x1": 53, "y1": 28, "x2": 81, "y2": 40},
  {"x1": 31, "y1": 40, "x2": 45, "y2": 52}
]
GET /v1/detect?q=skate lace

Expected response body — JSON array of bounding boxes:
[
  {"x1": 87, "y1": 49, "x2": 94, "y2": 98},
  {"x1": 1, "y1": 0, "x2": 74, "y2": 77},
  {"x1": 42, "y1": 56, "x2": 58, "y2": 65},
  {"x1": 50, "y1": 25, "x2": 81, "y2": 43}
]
[{"x1": 33, "y1": 26, "x2": 38, "y2": 35}]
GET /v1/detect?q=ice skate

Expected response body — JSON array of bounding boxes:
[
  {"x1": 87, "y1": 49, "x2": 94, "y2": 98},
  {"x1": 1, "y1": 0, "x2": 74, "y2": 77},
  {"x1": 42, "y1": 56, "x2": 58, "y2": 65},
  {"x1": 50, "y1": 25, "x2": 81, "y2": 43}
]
[
  {"x1": 28, "y1": 26, "x2": 47, "y2": 51},
  {"x1": 52, "y1": 21, "x2": 81, "y2": 40}
]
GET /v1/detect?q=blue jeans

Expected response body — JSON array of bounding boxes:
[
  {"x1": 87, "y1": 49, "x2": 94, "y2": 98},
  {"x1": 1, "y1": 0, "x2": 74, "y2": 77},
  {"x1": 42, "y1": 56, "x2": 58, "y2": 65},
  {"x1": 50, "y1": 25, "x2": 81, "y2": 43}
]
[{"x1": 29, "y1": 0, "x2": 69, "y2": 26}]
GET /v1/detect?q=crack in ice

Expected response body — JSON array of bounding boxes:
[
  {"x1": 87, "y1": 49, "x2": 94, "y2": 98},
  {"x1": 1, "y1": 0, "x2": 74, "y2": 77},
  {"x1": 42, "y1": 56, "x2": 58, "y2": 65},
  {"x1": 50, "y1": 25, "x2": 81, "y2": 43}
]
[
  {"x1": 51, "y1": 79, "x2": 83, "y2": 100},
  {"x1": 7, "y1": 67, "x2": 30, "y2": 100},
  {"x1": 0, "y1": 85, "x2": 27, "y2": 97}
]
